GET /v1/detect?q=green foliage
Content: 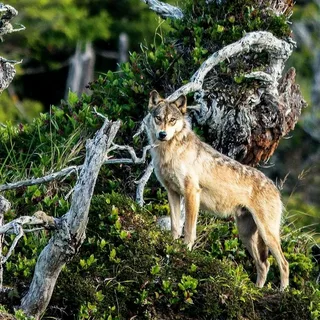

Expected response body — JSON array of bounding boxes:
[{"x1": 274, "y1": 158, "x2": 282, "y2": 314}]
[
  {"x1": 0, "y1": 0, "x2": 176, "y2": 70},
  {"x1": 0, "y1": 305, "x2": 34, "y2": 320},
  {"x1": 0, "y1": 0, "x2": 177, "y2": 124},
  {"x1": 145, "y1": 0, "x2": 293, "y2": 92},
  {"x1": 1, "y1": 191, "x2": 318, "y2": 319},
  {"x1": 89, "y1": 0, "x2": 293, "y2": 127},
  {"x1": 174, "y1": 0, "x2": 291, "y2": 49},
  {"x1": 4, "y1": 0, "x2": 111, "y2": 62},
  {"x1": 0, "y1": 95, "x2": 100, "y2": 182},
  {"x1": 0, "y1": 92, "x2": 43, "y2": 124},
  {"x1": 285, "y1": 194, "x2": 320, "y2": 242},
  {"x1": 48, "y1": 194, "x2": 320, "y2": 319}
]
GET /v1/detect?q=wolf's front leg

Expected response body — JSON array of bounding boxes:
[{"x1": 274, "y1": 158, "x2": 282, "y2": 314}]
[
  {"x1": 184, "y1": 179, "x2": 201, "y2": 250},
  {"x1": 167, "y1": 189, "x2": 182, "y2": 240}
]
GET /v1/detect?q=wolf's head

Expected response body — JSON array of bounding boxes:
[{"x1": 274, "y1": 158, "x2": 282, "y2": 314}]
[{"x1": 148, "y1": 90, "x2": 187, "y2": 142}]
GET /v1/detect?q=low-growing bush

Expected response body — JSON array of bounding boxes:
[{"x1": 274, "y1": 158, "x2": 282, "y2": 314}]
[{"x1": 1, "y1": 192, "x2": 314, "y2": 319}]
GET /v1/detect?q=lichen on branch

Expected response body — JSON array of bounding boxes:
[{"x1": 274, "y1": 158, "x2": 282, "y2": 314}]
[{"x1": 0, "y1": 4, "x2": 24, "y2": 94}]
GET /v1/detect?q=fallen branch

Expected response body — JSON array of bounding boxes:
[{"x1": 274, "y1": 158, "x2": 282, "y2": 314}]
[
  {"x1": 135, "y1": 161, "x2": 154, "y2": 206},
  {"x1": 0, "y1": 166, "x2": 80, "y2": 192}
]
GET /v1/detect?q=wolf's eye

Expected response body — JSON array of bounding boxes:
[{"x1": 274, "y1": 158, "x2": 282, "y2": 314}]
[
  {"x1": 169, "y1": 118, "x2": 176, "y2": 124},
  {"x1": 155, "y1": 116, "x2": 162, "y2": 122}
]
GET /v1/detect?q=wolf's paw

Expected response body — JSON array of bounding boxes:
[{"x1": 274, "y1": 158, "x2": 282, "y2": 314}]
[{"x1": 184, "y1": 240, "x2": 194, "y2": 251}]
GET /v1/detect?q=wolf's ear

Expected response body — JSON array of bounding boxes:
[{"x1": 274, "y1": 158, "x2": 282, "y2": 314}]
[
  {"x1": 174, "y1": 95, "x2": 187, "y2": 114},
  {"x1": 149, "y1": 90, "x2": 162, "y2": 110}
]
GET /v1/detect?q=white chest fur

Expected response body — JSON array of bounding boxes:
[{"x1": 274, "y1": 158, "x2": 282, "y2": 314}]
[{"x1": 152, "y1": 148, "x2": 186, "y2": 194}]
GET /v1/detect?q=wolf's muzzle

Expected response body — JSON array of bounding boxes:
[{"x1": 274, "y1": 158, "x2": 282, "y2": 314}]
[{"x1": 158, "y1": 131, "x2": 167, "y2": 141}]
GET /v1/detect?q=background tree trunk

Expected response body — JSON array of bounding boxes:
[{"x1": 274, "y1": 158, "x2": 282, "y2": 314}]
[{"x1": 65, "y1": 42, "x2": 95, "y2": 98}]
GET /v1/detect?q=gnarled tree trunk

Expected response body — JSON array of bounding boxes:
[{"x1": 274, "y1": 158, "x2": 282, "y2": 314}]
[
  {"x1": 144, "y1": 0, "x2": 306, "y2": 166},
  {"x1": 20, "y1": 120, "x2": 120, "y2": 319}
]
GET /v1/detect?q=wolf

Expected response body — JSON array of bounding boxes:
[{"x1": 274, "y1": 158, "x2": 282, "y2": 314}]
[{"x1": 146, "y1": 90, "x2": 289, "y2": 290}]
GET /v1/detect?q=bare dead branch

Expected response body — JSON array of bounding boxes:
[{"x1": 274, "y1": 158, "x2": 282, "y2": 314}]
[
  {"x1": 0, "y1": 4, "x2": 25, "y2": 37},
  {"x1": 106, "y1": 143, "x2": 155, "y2": 165},
  {"x1": 135, "y1": 161, "x2": 154, "y2": 206},
  {"x1": 167, "y1": 31, "x2": 293, "y2": 101},
  {"x1": 0, "y1": 166, "x2": 80, "y2": 192},
  {"x1": 20, "y1": 119, "x2": 121, "y2": 318},
  {"x1": 0, "y1": 4, "x2": 24, "y2": 94},
  {"x1": 0, "y1": 195, "x2": 10, "y2": 289},
  {"x1": 1, "y1": 224, "x2": 23, "y2": 265},
  {"x1": 141, "y1": 0, "x2": 184, "y2": 19},
  {"x1": 0, "y1": 142, "x2": 154, "y2": 192},
  {"x1": 0, "y1": 119, "x2": 156, "y2": 193},
  {"x1": 0, "y1": 208, "x2": 54, "y2": 289},
  {"x1": 0, "y1": 196, "x2": 10, "y2": 215},
  {"x1": 0, "y1": 212, "x2": 55, "y2": 235}
]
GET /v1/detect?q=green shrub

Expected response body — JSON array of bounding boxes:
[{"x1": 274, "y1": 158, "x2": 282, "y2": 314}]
[{"x1": 28, "y1": 193, "x2": 319, "y2": 319}]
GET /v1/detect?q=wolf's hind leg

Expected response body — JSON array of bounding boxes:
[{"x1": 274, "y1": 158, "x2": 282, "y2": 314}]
[
  {"x1": 250, "y1": 205, "x2": 289, "y2": 291},
  {"x1": 167, "y1": 189, "x2": 182, "y2": 240},
  {"x1": 236, "y1": 208, "x2": 270, "y2": 288}
]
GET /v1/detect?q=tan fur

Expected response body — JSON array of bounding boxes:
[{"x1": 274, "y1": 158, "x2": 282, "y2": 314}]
[{"x1": 146, "y1": 90, "x2": 289, "y2": 291}]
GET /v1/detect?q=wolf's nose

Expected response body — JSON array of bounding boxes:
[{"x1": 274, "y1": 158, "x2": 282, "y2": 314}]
[{"x1": 158, "y1": 131, "x2": 167, "y2": 140}]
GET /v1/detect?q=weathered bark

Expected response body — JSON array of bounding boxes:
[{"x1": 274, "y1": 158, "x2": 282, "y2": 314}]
[
  {"x1": 0, "y1": 196, "x2": 10, "y2": 216},
  {"x1": 20, "y1": 120, "x2": 121, "y2": 319},
  {"x1": 135, "y1": 162, "x2": 154, "y2": 206},
  {"x1": 141, "y1": 0, "x2": 183, "y2": 19},
  {"x1": 0, "y1": 4, "x2": 24, "y2": 94},
  {"x1": 0, "y1": 196, "x2": 11, "y2": 289},
  {"x1": 0, "y1": 58, "x2": 16, "y2": 94},
  {"x1": 241, "y1": 67, "x2": 307, "y2": 165}
]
